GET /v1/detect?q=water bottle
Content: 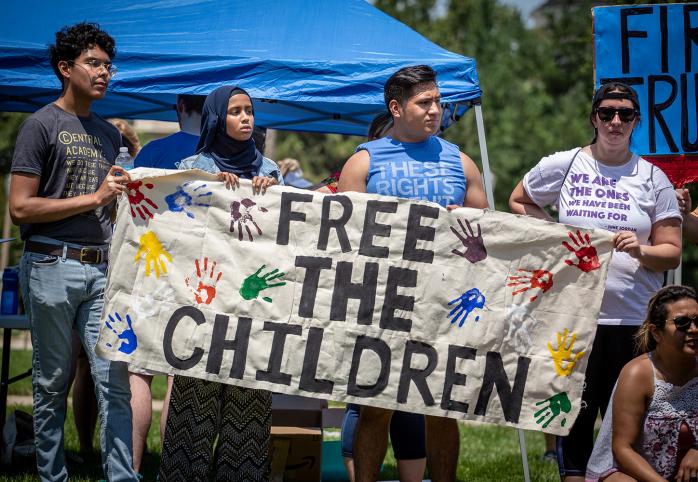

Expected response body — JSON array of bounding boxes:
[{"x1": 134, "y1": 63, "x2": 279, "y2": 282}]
[
  {"x1": 115, "y1": 146, "x2": 134, "y2": 171},
  {"x1": 1, "y1": 267, "x2": 19, "y2": 315}
]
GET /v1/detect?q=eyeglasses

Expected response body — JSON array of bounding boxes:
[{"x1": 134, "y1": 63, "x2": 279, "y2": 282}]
[
  {"x1": 668, "y1": 314, "x2": 698, "y2": 332},
  {"x1": 67, "y1": 59, "x2": 117, "y2": 77},
  {"x1": 595, "y1": 106, "x2": 637, "y2": 123}
]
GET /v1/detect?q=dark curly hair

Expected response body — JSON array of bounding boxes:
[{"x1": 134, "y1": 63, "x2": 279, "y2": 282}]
[
  {"x1": 635, "y1": 285, "x2": 698, "y2": 353},
  {"x1": 49, "y1": 22, "x2": 116, "y2": 85}
]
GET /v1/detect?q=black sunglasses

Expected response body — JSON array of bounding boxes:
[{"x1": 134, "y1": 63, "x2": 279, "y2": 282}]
[
  {"x1": 668, "y1": 314, "x2": 698, "y2": 332},
  {"x1": 595, "y1": 106, "x2": 637, "y2": 123}
]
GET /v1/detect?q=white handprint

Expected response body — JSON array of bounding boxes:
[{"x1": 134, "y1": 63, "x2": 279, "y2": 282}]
[
  {"x1": 132, "y1": 282, "x2": 176, "y2": 319},
  {"x1": 504, "y1": 304, "x2": 540, "y2": 352}
]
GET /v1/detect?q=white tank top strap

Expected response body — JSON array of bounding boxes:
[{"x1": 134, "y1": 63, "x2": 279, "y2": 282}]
[{"x1": 647, "y1": 351, "x2": 658, "y2": 381}]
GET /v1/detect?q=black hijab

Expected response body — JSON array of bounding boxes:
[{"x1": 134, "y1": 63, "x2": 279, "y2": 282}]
[{"x1": 196, "y1": 86, "x2": 264, "y2": 178}]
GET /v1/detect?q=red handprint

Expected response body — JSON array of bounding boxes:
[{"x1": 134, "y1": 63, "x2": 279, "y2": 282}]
[
  {"x1": 230, "y1": 198, "x2": 268, "y2": 241},
  {"x1": 184, "y1": 257, "x2": 223, "y2": 305},
  {"x1": 127, "y1": 181, "x2": 159, "y2": 220},
  {"x1": 508, "y1": 268, "x2": 554, "y2": 302},
  {"x1": 563, "y1": 230, "x2": 600, "y2": 273}
]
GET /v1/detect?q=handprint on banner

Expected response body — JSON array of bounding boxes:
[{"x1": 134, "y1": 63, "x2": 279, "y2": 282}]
[
  {"x1": 504, "y1": 304, "x2": 540, "y2": 352},
  {"x1": 230, "y1": 198, "x2": 268, "y2": 241},
  {"x1": 132, "y1": 283, "x2": 176, "y2": 319},
  {"x1": 563, "y1": 230, "x2": 600, "y2": 273},
  {"x1": 134, "y1": 231, "x2": 172, "y2": 278},
  {"x1": 185, "y1": 257, "x2": 223, "y2": 305},
  {"x1": 240, "y1": 265, "x2": 286, "y2": 303},
  {"x1": 548, "y1": 328, "x2": 586, "y2": 377},
  {"x1": 164, "y1": 182, "x2": 213, "y2": 219},
  {"x1": 447, "y1": 288, "x2": 486, "y2": 327},
  {"x1": 104, "y1": 312, "x2": 138, "y2": 355},
  {"x1": 534, "y1": 392, "x2": 572, "y2": 429},
  {"x1": 126, "y1": 181, "x2": 159, "y2": 220},
  {"x1": 508, "y1": 269, "x2": 554, "y2": 302},
  {"x1": 450, "y1": 218, "x2": 487, "y2": 263}
]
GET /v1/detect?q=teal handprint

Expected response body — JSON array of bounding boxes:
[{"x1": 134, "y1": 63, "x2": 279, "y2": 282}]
[
  {"x1": 534, "y1": 391, "x2": 572, "y2": 429},
  {"x1": 240, "y1": 265, "x2": 286, "y2": 303}
]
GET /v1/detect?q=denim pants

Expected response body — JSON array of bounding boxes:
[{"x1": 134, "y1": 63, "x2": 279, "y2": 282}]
[{"x1": 19, "y1": 237, "x2": 136, "y2": 482}]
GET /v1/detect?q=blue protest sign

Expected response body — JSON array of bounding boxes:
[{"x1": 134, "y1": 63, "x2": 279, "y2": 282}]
[{"x1": 593, "y1": 4, "x2": 698, "y2": 157}]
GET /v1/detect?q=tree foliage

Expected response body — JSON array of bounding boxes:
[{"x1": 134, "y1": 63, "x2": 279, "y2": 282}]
[{"x1": 0, "y1": 113, "x2": 28, "y2": 175}]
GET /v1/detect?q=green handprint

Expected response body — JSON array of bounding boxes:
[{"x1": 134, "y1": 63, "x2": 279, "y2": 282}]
[
  {"x1": 534, "y1": 391, "x2": 572, "y2": 429},
  {"x1": 240, "y1": 265, "x2": 286, "y2": 303}
]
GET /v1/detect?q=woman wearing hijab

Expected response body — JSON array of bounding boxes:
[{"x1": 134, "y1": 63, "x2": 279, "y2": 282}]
[{"x1": 158, "y1": 86, "x2": 282, "y2": 482}]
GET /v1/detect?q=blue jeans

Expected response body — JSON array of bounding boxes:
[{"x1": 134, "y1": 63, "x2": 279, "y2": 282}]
[{"x1": 19, "y1": 236, "x2": 136, "y2": 482}]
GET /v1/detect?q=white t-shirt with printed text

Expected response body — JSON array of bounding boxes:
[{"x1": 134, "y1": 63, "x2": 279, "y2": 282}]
[{"x1": 523, "y1": 148, "x2": 680, "y2": 326}]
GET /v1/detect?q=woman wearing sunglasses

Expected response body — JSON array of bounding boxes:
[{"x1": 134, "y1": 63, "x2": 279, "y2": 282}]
[
  {"x1": 586, "y1": 285, "x2": 698, "y2": 482},
  {"x1": 509, "y1": 82, "x2": 682, "y2": 481}
]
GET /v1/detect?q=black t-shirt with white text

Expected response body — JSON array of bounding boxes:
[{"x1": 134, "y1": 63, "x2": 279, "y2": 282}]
[{"x1": 11, "y1": 103, "x2": 121, "y2": 244}]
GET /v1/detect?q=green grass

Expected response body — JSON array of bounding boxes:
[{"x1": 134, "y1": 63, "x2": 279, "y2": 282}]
[
  {"x1": 2, "y1": 348, "x2": 560, "y2": 481},
  {"x1": 2, "y1": 348, "x2": 32, "y2": 396},
  {"x1": 1, "y1": 404, "x2": 164, "y2": 481},
  {"x1": 2, "y1": 349, "x2": 168, "y2": 398}
]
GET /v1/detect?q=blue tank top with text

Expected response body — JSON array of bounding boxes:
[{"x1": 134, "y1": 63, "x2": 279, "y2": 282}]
[{"x1": 359, "y1": 136, "x2": 466, "y2": 207}]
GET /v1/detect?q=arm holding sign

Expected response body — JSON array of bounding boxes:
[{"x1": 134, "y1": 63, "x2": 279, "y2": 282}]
[
  {"x1": 508, "y1": 180, "x2": 554, "y2": 221},
  {"x1": 686, "y1": 210, "x2": 698, "y2": 245},
  {"x1": 10, "y1": 166, "x2": 130, "y2": 224},
  {"x1": 337, "y1": 150, "x2": 369, "y2": 193},
  {"x1": 612, "y1": 219, "x2": 680, "y2": 272},
  {"x1": 676, "y1": 188, "x2": 698, "y2": 244},
  {"x1": 457, "y1": 152, "x2": 488, "y2": 209}
]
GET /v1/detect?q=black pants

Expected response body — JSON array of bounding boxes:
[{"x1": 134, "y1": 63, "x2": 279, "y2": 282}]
[
  {"x1": 557, "y1": 325, "x2": 638, "y2": 477},
  {"x1": 159, "y1": 376, "x2": 272, "y2": 482}
]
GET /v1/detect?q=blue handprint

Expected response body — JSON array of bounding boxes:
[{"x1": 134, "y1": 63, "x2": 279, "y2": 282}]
[
  {"x1": 447, "y1": 288, "x2": 486, "y2": 327},
  {"x1": 164, "y1": 181, "x2": 212, "y2": 219},
  {"x1": 105, "y1": 312, "x2": 138, "y2": 355}
]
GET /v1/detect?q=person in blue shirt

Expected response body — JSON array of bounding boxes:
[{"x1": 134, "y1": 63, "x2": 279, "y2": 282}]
[
  {"x1": 134, "y1": 94, "x2": 204, "y2": 169},
  {"x1": 338, "y1": 65, "x2": 488, "y2": 482}
]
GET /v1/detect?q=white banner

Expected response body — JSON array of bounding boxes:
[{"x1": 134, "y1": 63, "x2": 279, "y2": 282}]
[{"x1": 97, "y1": 168, "x2": 613, "y2": 434}]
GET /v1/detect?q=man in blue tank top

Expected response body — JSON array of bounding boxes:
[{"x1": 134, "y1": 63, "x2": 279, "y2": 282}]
[{"x1": 338, "y1": 65, "x2": 488, "y2": 482}]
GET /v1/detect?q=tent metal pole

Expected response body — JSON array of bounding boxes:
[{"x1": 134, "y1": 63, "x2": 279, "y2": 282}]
[
  {"x1": 475, "y1": 103, "x2": 531, "y2": 482},
  {"x1": 518, "y1": 429, "x2": 531, "y2": 482},
  {"x1": 474, "y1": 105, "x2": 495, "y2": 209}
]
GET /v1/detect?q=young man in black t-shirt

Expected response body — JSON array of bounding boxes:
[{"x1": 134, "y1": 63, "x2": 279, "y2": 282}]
[{"x1": 9, "y1": 23, "x2": 137, "y2": 481}]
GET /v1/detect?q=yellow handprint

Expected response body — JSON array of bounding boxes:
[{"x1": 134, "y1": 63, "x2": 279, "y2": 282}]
[
  {"x1": 134, "y1": 231, "x2": 172, "y2": 278},
  {"x1": 547, "y1": 328, "x2": 585, "y2": 377}
]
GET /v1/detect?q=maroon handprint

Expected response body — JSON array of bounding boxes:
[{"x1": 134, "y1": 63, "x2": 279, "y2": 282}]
[
  {"x1": 563, "y1": 230, "x2": 600, "y2": 273},
  {"x1": 230, "y1": 198, "x2": 268, "y2": 241},
  {"x1": 508, "y1": 269, "x2": 554, "y2": 302},
  {"x1": 127, "y1": 181, "x2": 159, "y2": 220},
  {"x1": 184, "y1": 257, "x2": 222, "y2": 305},
  {"x1": 450, "y1": 218, "x2": 487, "y2": 263}
]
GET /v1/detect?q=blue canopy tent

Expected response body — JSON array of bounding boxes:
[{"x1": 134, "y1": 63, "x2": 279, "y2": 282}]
[
  {"x1": 0, "y1": 0, "x2": 482, "y2": 135},
  {"x1": 0, "y1": 0, "x2": 496, "y2": 205}
]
